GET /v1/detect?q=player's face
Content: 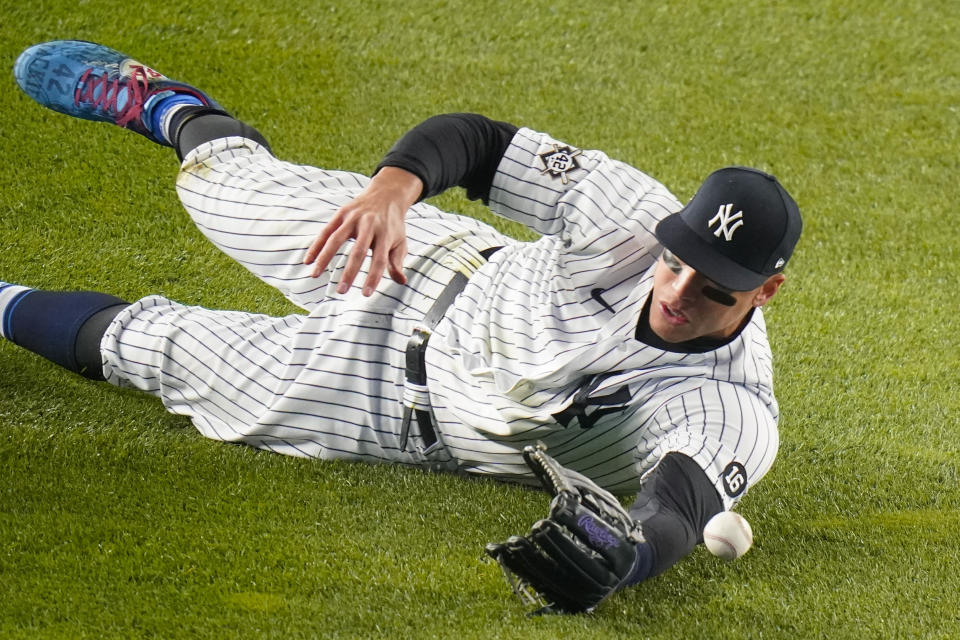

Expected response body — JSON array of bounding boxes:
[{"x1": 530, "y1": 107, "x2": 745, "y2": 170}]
[{"x1": 649, "y1": 249, "x2": 784, "y2": 343}]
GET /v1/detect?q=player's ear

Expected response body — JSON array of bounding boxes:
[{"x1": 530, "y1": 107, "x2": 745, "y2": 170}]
[{"x1": 752, "y1": 274, "x2": 785, "y2": 307}]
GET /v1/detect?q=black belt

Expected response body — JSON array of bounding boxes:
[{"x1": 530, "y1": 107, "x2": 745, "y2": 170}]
[{"x1": 399, "y1": 246, "x2": 502, "y2": 451}]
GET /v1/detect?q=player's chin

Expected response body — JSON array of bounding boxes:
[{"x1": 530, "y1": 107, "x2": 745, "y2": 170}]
[{"x1": 651, "y1": 324, "x2": 694, "y2": 344}]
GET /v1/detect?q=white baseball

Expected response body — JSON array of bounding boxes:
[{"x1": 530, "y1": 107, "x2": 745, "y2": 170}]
[{"x1": 703, "y1": 511, "x2": 753, "y2": 560}]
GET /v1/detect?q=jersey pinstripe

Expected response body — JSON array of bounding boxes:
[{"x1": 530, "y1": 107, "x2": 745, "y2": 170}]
[{"x1": 100, "y1": 130, "x2": 780, "y2": 507}]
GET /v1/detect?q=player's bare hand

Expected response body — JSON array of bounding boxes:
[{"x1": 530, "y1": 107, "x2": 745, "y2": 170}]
[{"x1": 303, "y1": 167, "x2": 423, "y2": 296}]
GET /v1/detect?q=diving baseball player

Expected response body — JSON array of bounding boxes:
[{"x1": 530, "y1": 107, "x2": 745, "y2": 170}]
[{"x1": 7, "y1": 40, "x2": 802, "y2": 613}]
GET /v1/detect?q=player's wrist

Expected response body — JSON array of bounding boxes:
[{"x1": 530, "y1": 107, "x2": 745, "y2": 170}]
[
  {"x1": 372, "y1": 166, "x2": 425, "y2": 205},
  {"x1": 621, "y1": 538, "x2": 655, "y2": 588}
]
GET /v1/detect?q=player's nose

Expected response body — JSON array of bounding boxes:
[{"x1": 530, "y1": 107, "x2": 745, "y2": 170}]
[{"x1": 670, "y1": 268, "x2": 700, "y2": 300}]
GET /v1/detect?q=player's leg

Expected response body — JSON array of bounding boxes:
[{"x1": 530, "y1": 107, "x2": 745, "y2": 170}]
[
  {"x1": 165, "y1": 106, "x2": 514, "y2": 314},
  {"x1": 97, "y1": 293, "x2": 441, "y2": 467},
  {"x1": 12, "y1": 40, "x2": 510, "y2": 312},
  {"x1": 0, "y1": 279, "x2": 432, "y2": 466},
  {"x1": 172, "y1": 118, "x2": 513, "y2": 313},
  {"x1": 0, "y1": 280, "x2": 407, "y2": 465},
  {"x1": 171, "y1": 125, "x2": 370, "y2": 310},
  {"x1": 0, "y1": 282, "x2": 128, "y2": 380}
]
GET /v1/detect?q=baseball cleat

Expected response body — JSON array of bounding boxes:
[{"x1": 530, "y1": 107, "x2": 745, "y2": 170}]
[{"x1": 13, "y1": 40, "x2": 222, "y2": 145}]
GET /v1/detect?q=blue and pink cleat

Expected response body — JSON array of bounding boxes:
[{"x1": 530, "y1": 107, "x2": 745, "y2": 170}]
[{"x1": 14, "y1": 40, "x2": 222, "y2": 145}]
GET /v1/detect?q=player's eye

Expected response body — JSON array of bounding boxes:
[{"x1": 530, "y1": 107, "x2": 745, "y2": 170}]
[
  {"x1": 661, "y1": 249, "x2": 683, "y2": 274},
  {"x1": 662, "y1": 248, "x2": 737, "y2": 306}
]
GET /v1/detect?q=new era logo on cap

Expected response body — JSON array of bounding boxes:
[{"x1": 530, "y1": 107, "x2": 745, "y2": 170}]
[{"x1": 654, "y1": 167, "x2": 802, "y2": 291}]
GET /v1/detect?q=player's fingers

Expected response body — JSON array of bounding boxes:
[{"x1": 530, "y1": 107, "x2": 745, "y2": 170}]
[
  {"x1": 386, "y1": 240, "x2": 407, "y2": 286},
  {"x1": 309, "y1": 230, "x2": 350, "y2": 278},
  {"x1": 308, "y1": 212, "x2": 361, "y2": 278},
  {"x1": 306, "y1": 239, "x2": 340, "y2": 277},
  {"x1": 303, "y1": 212, "x2": 344, "y2": 265},
  {"x1": 303, "y1": 234, "x2": 327, "y2": 267},
  {"x1": 337, "y1": 230, "x2": 373, "y2": 294},
  {"x1": 362, "y1": 244, "x2": 388, "y2": 297}
]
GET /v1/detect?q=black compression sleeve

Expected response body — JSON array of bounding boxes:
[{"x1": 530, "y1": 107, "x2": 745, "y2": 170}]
[
  {"x1": 375, "y1": 113, "x2": 518, "y2": 204},
  {"x1": 628, "y1": 453, "x2": 724, "y2": 578}
]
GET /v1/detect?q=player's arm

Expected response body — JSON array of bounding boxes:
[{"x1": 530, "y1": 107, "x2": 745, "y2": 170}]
[
  {"x1": 625, "y1": 452, "x2": 723, "y2": 581},
  {"x1": 374, "y1": 113, "x2": 519, "y2": 203},
  {"x1": 303, "y1": 114, "x2": 518, "y2": 295},
  {"x1": 486, "y1": 448, "x2": 722, "y2": 613}
]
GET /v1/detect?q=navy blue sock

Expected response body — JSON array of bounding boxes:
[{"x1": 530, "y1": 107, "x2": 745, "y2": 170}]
[{"x1": 3, "y1": 290, "x2": 129, "y2": 380}]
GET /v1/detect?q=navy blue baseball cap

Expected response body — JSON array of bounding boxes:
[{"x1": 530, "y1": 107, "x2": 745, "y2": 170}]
[{"x1": 655, "y1": 167, "x2": 802, "y2": 291}]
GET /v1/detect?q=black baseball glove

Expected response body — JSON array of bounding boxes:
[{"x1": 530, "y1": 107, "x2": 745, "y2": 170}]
[{"x1": 485, "y1": 445, "x2": 645, "y2": 614}]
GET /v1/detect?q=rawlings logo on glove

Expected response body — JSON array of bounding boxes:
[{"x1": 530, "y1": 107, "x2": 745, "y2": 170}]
[
  {"x1": 578, "y1": 514, "x2": 621, "y2": 549},
  {"x1": 485, "y1": 445, "x2": 645, "y2": 614}
]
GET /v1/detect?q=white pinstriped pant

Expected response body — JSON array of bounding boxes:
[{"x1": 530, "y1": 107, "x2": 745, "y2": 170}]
[{"x1": 101, "y1": 136, "x2": 509, "y2": 470}]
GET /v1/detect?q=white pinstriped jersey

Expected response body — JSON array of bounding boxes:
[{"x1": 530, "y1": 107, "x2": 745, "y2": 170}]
[
  {"x1": 100, "y1": 129, "x2": 779, "y2": 507},
  {"x1": 428, "y1": 129, "x2": 779, "y2": 505}
]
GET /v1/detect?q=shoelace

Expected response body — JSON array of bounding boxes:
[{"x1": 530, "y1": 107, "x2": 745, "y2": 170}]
[{"x1": 73, "y1": 64, "x2": 161, "y2": 128}]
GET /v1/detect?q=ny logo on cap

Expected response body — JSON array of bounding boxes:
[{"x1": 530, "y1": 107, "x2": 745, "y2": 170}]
[{"x1": 708, "y1": 203, "x2": 744, "y2": 241}]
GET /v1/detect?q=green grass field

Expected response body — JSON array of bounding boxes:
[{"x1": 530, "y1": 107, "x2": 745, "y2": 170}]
[{"x1": 2, "y1": 0, "x2": 959, "y2": 638}]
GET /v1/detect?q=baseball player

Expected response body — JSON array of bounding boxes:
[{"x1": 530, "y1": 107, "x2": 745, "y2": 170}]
[{"x1": 7, "y1": 40, "x2": 802, "y2": 613}]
